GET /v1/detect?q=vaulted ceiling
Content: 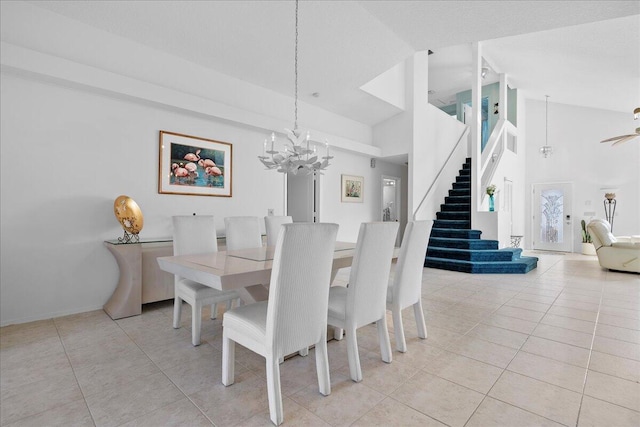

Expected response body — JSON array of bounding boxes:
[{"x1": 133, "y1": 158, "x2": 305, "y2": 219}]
[{"x1": 27, "y1": 1, "x2": 640, "y2": 125}]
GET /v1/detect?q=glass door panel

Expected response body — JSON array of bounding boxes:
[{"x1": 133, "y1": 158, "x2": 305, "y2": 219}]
[{"x1": 532, "y1": 183, "x2": 573, "y2": 252}]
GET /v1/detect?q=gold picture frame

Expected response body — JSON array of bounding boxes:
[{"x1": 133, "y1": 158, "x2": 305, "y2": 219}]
[
  {"x1": 158, "y1": 131, "x2": 232, "y2": 197},
  {"x1": 341, "y1": 174, "x2": 364, "y2": 203}
]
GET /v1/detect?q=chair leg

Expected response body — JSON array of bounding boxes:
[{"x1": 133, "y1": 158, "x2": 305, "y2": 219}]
[
  {"x1": 315, "y1": 330, "x2": 331, "y2": 396},
  {"x1": 414, "y1": 299, "x2": 427, "y2": 339},
  {"x1": 211, "y1": 303, "x2": 218, "y2": 320},
  {"x1": 173, "y1": 297, "x2": 182, "y2": 329},
  {"x1": 192, "y1": 301, "x2": 202, "y2": 346},
  {"x1": 346, "y1": 326, "x2": 362, "y2": 382},
  {"x1": 377, "y1": 316, "x2": 392, "y2": 364},
  {"x1": 266, "y1": 355, "x2": 284, "y2": 426},
  {"x1": 334, "y1": 327, "x2": 344, "y2": 340},
  {"x1": 392, "y1": 305, "x2": 407, "y2": 353},
  {"x1": 222, "y1": 334, "x2": 235, "y2": 386}
]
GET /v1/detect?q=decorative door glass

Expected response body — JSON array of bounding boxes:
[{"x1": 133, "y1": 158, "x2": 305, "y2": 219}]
[
  {"x1": 533, "y1": 183, "x2": 573, "y2": 252},
  {"x1": 540, "y1": 189, "x2": 564, "y2": 243}
]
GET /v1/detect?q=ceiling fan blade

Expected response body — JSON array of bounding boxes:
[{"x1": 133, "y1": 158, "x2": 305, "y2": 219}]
[
  {"x1": 600, "y1": 134, "x2": 636, "y2": 143},
  {"x1": 611, "y1": 134, "x2": 639, "y2": 146}
]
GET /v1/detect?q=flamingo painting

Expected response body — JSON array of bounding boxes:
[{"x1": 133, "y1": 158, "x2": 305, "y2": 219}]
[{"x1": 160, "y1": 131, "x2": 230, "y2": 196}]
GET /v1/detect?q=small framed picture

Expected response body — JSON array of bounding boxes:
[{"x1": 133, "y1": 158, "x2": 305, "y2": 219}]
[
  {"x1": 341, "y1": 175, "x2": 364, "y2": 203},
  {"x1": 158, "y1": 131, "x2": 232, "y2": 197}
]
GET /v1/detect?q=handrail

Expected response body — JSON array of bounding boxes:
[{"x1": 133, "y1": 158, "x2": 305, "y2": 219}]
[
  {"x1": 480, "y1": 120, "x2": 517, "y2": 200},
  {"x1": 413, "y1": 126, "x2": 470, "y2": 220},
  {"x1": 480, "y1": 119, "x2": 506, "y2": 176}
]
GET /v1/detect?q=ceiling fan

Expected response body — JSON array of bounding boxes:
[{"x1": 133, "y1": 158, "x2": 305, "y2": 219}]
[{"x1": 600, "y1": 107, "x2": 640, "y2": 146}]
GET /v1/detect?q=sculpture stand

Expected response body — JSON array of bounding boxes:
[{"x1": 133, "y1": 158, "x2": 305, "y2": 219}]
[
  {"x1": 604, "y1": 198, "x2": 616, "y2": 232},
  {"x1": 118, "y1": 230, "x2": 140, "y2": 244}
]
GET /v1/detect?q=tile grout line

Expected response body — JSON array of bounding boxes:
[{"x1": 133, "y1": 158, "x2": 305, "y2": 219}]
[
  {"x1": 573, "y1": 281, "x2": 605, "y2": 427},
  {"x1": 462, "y1": 272, "x2": 581, "y2": 427},
  {"x1": 52, "y1": 318, "x2": 98, "y2": 427},
  {"x1": 114, "y1": 312, "x2": 217, "y2": 426},
  {"x1": 115, "y1": 310, "x2": 221, "y2": 426}
]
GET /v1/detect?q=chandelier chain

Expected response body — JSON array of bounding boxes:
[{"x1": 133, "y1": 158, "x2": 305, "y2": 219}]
[
  {"x1": 545, "y1": 95, "x2": 549, "y2": 146},
  {"x1": 294, "y1": 0, "x2": 299, "y2": 130}
]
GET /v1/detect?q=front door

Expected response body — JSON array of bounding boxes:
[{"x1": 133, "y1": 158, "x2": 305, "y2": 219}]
[{"x1": 532, "y1": 182, "x2": 573, "y2": 252}]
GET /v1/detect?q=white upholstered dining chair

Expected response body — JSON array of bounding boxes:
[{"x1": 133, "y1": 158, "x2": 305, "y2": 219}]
[
  {"x1": 172, "y1": 215, "x2": 240, "y2": 346},
  {"x1": 224, "y1": 216, "x2": 263, "y2": 251},
  {"x1": 386, "y1": 220, "x2": 430, "y2": 352},
  {"x1": 222, "y1": 223, "x2": 339, "y2": 426},
  {"x1": 264, "y1": 215, "x2": 293, "y2": 247},
  {"x1": 327, "y1": 221, "x2": 399, "y2": 382}
]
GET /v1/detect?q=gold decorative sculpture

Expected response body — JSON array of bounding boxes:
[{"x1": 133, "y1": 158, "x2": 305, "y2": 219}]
[{"x1": 113, "y1": 195, "x2": 144, "y2": 243}]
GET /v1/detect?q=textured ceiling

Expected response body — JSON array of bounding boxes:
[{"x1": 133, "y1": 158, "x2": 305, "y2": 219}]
[{"x1": 26, "y1": 0, "x2": 640, "y2": 124}]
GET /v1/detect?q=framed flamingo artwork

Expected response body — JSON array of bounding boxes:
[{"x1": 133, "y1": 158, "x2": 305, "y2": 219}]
[{"x1": 158, "y1": 131, "x2": 233, "y2": 197}]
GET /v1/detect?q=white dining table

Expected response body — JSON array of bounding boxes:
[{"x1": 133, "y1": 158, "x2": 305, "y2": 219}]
[{"x1": 157, "y1": 241, "x2": 388, "y2": 303}]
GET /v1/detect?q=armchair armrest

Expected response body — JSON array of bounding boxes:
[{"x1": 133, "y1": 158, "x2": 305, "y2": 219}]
[{"x1": 611, "y1": 241, "x2": 640, "y2": 250}]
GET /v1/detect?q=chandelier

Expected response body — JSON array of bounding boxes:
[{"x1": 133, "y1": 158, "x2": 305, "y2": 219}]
[
  {"x1": 539, "y1": 95, "x2": 553, "y2": 158},
  {"x1": 258, "y1": 0, "x2": 332, "y2": 175}
]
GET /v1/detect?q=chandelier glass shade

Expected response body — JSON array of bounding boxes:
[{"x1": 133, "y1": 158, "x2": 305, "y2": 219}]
[
  {"x1": 258, "y1": 0, "x2": 332, "y2": 176},
  {"x1": 539, "y1": 145, "x2": 553, "y2": 158}
]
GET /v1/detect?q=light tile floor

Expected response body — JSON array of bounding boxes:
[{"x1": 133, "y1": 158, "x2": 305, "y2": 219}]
[{"x1": 1, "y1": 252, "x2": 639, "y2": 426}]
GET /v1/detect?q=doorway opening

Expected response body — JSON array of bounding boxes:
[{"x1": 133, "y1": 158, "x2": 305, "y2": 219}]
[
  {"x1": 382, "y1": 176, "x2": 401, "y2": 244},
  {"x1": 286, "y1": 172, "x2": 319, "y2": 222}
]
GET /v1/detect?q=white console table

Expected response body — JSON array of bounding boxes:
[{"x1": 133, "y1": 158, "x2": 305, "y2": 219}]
[{"x1": 103, "y1": 238, "x2": 175, "y2": 320}]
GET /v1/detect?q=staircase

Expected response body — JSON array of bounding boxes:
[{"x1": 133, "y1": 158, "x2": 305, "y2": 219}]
[{"x1": 424, "y1": 158, "x2": 538, "y2": 274}]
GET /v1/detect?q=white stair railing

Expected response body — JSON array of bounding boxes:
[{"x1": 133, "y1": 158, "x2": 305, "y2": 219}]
[{"x1": 480, "y1": 119, "x2": 517, "y2": 201}]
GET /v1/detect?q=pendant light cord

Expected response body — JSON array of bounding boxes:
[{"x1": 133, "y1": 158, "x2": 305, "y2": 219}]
[
  {"x1": 545, "y1": 95, "x2": 549, "y2": 146},
  {"x1": 294, "y1": 0, "x2": 299, "y2": 131}
]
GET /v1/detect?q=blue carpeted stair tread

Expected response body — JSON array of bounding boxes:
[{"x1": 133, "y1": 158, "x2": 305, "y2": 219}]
[
  {"x1": 430, "y1": 228, "x2": 482, "y2": 239},
  {"x1": 429, "y1": 237, "x2": 497, "y2": 250},
  {"x1": 445, "y1": 196, "x2": 471, "y2": 204},
  {"x1": 436, "y1": 211, "x2": 471, "y2": 220},
  {"x1": 432, "y1": 219, "x2": 471, "y2": 229},
  {"x1": 453, "y1": 182, "x2": 471, "y2": 189},
  {"x1": 427, "y1": 247, "x2": 522, "y2": 262},
  {"x1": 449, "y1": 189, "x2": 471, "y2": 196},
  {"x1": 425, "y1": 256, "x2": 538, "y2": 274},
  {"x1": 441, "y1": 203, "x2": 470, "y2": 212}
]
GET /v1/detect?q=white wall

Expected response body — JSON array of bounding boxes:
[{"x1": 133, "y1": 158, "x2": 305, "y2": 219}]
[
  {"x1": 412, "y1": 106, "x2": 469, "y2": 222},
  {"x1": 319, "y1": 153, "x2": 405, "y2": 243},
  {"x1": 0, "y1": 1, "x2": 375, "y2": 153},
  {"x1": 0, "y1": 72, "x2": 282, "y2": 325},
  {"x1": 0, "y1": 4, "x2": 406, "y2": 326},
  {"x1": 525, "y1": 100, "x2": 640, "y2": 252},
  {"x1": 373, "y1": 51, "x2": 468, "y2": 234}
]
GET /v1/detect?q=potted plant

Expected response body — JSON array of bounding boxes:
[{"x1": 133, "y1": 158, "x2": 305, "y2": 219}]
[
  {"x1": 486, "y1": 184, "x2": 496, "y2": 211},
  {"x1": 581, "y1": 219, "x2": 596, "y2": 255}
]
